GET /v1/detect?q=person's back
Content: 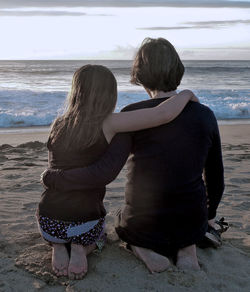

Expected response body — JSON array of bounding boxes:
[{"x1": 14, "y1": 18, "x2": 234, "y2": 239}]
[
  {"x1": 116, "y1": 98, "x2": 224, "y2": 256},
  {"x1": 38, "y1": 130, "x2": 108, "y2": 222}
]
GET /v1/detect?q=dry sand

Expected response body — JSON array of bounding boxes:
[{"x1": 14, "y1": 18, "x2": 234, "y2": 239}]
[{"x1": 0, "y1": 124, "x2": 249, "y2": 292}]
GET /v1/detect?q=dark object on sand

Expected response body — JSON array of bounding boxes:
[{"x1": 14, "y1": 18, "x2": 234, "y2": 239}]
[{"x1": 198, "y1": 218, "x2": 229, "y2": 248}]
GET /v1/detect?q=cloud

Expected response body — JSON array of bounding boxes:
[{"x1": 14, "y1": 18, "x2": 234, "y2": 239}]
[
  {"x1": 137, "y1": 19, "x2": 250, "y2": 31},
  {"x1": 137, "y1": 26, "x2": 193, "y2": 30},
  {"x1": 88, "y1": 45, "x2": 250, "y2": 60},
  {"x1": 95, "y1": 45, "x2": 137, "y2": 59},
  {"x1": 185, "y1": 19, "x2": 250, "y2": 28},
  {"x1": 0, "y1": 11, "x2": 87, "y2": 16},
  {"x1": 180, "y1": 47, "x2": 250, "y2": 60},
  {"x1": 1, "y1": 0, "x2": 250, "y2": 9},
  {"x1": 0, "y1": 9, "x2": 112, "y2": 17}
]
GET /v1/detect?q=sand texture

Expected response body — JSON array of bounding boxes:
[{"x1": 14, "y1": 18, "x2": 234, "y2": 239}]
[{"x1": 0, "y1": 125, "x2": 249, "y2": 292}]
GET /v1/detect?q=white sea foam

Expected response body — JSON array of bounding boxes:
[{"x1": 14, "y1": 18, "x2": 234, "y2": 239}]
[
  {"x1": 0, "y1": 89, "x2": 65, "y2": 127},
  {"x1": 0, "y1": 89, "x2": 249, "y2": 128}
]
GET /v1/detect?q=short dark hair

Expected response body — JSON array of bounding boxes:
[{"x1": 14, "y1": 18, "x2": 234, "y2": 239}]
[{"x1": 131, "y1": 38, "x2": 185, "y2": 92}]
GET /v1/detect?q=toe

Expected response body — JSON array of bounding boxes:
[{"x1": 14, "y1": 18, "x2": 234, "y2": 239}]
[
  {"x1": 59, "y1": 270, "x2": 65, "y2": 276},
  {"x1": 52, "y1": 267, "x2": 59, "y2": 275},
  {"x1": 77, "y1": 273, "x2": 85, "y2": 280},
  {"x1": 68, "y1": 272, "x2": 75, "y2": 280}
]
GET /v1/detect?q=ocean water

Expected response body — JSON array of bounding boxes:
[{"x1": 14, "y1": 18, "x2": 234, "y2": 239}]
[{"x1": 0, "y1": 60, "x2": 249, "y2": 129}]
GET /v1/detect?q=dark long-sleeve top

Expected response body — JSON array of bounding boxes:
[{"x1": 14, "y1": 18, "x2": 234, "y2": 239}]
[
  {"x1": 38, "y1": 132, "x2": 131, "y2": 222},
  {"x1": 44, "y1": 98, "x2": 224, "y2": 250},
  {"x1": 117, "y1": 99, "x2": 224, "y2": 252}
]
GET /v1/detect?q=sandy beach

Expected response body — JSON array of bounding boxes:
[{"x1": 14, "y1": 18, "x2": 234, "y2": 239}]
[{"x1": 0, "y1": 124, "x2": 249, "y2": 292}]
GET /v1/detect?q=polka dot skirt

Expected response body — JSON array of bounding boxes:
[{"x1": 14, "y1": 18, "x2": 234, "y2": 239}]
[{"x1": 38, "y1": 215, "x2": 105, "y2": 246}]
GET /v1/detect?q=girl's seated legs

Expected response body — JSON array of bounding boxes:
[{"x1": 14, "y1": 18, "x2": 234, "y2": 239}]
[{"x1": 37, "y1": 215, "x2": 106, "y2": 279}]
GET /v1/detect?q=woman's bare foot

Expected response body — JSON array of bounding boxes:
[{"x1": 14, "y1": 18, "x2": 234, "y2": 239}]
[
  {"x1": 176, "y1": 244, "x2": 200, "y2": 270},
  {"x1": 131, "y1": 245, "x2": 170, "y2": 273},
  {"x1": 68, "y1": 243, "x2": 96, "y2": 280},
  {"x1": 52, "y1": 243, "x2": 69, "y2": 276}
]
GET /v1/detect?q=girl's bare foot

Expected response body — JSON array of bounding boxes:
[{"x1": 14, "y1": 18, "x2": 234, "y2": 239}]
[
  {"x1": 176, "y1": 244, "x2": 200, "y2": 270},
  {"x1": 52, "y1": 243, "x2": 69, "y2": 276},
  {"x1": 131, "y1": 245, "x2": 170, "y2": 273},
  {"x1": 68, "y1": 243, "x2": 96, "y2": 280}
]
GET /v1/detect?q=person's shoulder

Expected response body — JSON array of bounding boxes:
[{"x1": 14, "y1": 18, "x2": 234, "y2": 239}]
[
  {"x1": 189, "y1": 101, "x2": 215, "y2": 117},
  {"x1": 188, "y1": 102, "x2": 218, "y2": 130},
  {"x1": 121, "y1": 99, "x2": 162, "y2": 112}
]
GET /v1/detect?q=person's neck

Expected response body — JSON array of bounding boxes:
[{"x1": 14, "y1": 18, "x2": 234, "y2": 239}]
[{"x1": 149, "y1": 90, "x2": 177, "y2": 99}]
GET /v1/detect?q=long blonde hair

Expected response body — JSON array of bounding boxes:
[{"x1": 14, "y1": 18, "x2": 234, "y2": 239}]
[{"x1": 49, "y1": 65, "x2": 117, "y2": 150}]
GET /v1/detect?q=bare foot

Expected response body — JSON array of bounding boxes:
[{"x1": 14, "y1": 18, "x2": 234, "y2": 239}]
[
  {"x1": 176, "y1": 245, "x2": 200, "y2": 270},
  {"x1": 52, "y1": 243, "x2": 69, "y2": 277},
  {"x1": 131, "y1": 245, "x2": 170, "y2": 273},
  {"x1": 68, "y1": 243, "x2": 96, "y2": 280}
]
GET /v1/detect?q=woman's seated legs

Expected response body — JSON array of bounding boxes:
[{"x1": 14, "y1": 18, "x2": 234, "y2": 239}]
[
  {"x1": 130, "y1": 245, "x2": 170, "y2": 273},
  {"x1": 176, "y1": 244, "x2": 200, "y2": 270}
]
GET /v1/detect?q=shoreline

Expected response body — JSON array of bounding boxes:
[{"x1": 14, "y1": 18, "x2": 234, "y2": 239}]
[
  {"x1": 0, "y1": 122, "x2": 250, "y2": 146},
  {"x1": 0, "y1": 118, "x2": 249, "y2": 135}
]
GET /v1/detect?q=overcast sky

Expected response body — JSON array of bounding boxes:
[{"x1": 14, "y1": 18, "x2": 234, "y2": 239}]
[{"x1": 0, "y1": 0, "x2": 249, "y2": 59}]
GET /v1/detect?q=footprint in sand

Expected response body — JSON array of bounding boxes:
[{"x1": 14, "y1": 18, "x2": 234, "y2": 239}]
[
  {"x1": 0, "y1": 144, "x2": 13, "y2": 151},
  {"x1": 23, "y1": 162, "x2": 41, "y2": 166},
  {"x1": 3, "y1": 174, "x2": 22, "y2": 179},
  {"x1": 2, "y1": 167, "x2": 27, "y2": 171},
  {"x1": 22, "y1": 202, "x2": 37, "y2": 210},
  {"x1": 8, "y1": 148, "x2": 26, "y2": 154},
  {"x1": 236, "y1": 201, "x2": 250, "y2": 209},
  {"x1": 9, "y1": 157, "x2": 27, "y2": 161},
  {"x1": 15, "y1": 243, "x2": 65, "y2": 285},
  {"x1": 227, "y1": 158, "x2": 242, "y2": 162},
  {"x1": 0, "y1": 155, "x2": 8, "y2": 162},
  {"x1": 17, "y1": 141, "x2": 45, "y2": 149}
]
